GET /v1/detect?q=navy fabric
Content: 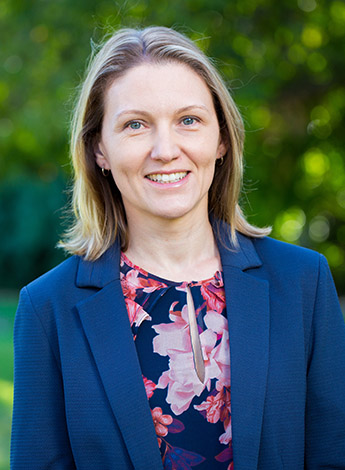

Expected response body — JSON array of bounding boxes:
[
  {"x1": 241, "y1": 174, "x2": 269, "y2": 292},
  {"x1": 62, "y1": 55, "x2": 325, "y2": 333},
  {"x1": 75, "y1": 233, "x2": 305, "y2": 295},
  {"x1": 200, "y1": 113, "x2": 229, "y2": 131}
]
[{"x1": 11, "y1": 228, "x2": 345, "y2": 469}]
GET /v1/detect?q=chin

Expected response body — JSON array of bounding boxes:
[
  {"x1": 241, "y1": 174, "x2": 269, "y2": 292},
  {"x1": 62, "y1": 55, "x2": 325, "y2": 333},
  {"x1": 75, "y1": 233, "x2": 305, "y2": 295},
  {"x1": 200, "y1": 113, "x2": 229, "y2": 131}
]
[
  {"x1": 155, "y1": 212, "x2": 188, "y2": 220},
  {"x1": 149, "y1": 198, "x2": 207, "y2": 221},
  {"x1": 153, "y1": 207, "x2": 198, "y2": 221}
]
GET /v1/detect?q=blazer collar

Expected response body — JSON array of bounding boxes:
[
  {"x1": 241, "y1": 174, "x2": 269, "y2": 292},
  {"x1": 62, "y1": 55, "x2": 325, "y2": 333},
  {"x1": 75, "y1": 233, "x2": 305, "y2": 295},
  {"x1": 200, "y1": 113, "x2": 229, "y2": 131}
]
[
  {"x1": 75, "y1": 239, "x2": 121, "y2": 288},
  {"x1": 75, "y1": 224, "x2": 263, "y2": 289}
]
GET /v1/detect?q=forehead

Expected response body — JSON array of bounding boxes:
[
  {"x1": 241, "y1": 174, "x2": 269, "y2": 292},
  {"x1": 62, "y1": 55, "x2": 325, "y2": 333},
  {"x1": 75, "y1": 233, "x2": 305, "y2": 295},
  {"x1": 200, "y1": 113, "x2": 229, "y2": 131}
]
[{"x1": 103, "y1": 62, "x2": 215, "y2": 115}]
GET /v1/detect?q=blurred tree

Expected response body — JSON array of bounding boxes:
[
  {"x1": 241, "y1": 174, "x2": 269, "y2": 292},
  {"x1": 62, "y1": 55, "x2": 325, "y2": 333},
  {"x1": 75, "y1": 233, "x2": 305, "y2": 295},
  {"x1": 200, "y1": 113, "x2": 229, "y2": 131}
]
[{"x1": 0, "y1": 0, "x2": 344, "y2": 292}]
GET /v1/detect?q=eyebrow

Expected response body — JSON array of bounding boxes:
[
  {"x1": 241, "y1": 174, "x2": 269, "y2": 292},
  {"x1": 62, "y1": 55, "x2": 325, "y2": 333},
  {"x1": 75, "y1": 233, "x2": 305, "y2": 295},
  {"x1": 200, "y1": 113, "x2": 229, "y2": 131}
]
[{"x1": 114, "y1": 104, "x2": 210, "y2": 120}]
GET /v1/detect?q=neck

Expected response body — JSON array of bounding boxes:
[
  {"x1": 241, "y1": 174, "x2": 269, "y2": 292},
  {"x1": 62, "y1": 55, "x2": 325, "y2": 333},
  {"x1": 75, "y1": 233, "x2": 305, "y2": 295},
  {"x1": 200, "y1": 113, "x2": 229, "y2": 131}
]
[{"x1": 124, "y1": 212, "x2": 221, "y2": 282}]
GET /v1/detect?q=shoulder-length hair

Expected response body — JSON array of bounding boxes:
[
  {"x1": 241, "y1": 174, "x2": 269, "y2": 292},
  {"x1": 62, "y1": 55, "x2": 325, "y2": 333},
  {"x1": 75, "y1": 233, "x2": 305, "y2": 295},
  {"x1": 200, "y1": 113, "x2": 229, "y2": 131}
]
[{"x1": 60, "y1": 26, "x2": 271, "y2": 259}]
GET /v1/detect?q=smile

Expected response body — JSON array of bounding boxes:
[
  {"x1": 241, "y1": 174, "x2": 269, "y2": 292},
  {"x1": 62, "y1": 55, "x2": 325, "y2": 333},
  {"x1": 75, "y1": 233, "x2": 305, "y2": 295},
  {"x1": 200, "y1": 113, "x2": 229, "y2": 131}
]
[{"x1": 146, "y1": 172, "x2": 188, "y2": 183}]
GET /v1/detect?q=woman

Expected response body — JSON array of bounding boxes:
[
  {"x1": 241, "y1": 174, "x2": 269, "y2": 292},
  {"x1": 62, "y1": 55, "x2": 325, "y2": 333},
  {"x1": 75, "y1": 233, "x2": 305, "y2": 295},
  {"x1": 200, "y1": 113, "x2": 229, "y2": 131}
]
[{"x1": 11, "y1": 26, "x2": 345, "y2": 469}]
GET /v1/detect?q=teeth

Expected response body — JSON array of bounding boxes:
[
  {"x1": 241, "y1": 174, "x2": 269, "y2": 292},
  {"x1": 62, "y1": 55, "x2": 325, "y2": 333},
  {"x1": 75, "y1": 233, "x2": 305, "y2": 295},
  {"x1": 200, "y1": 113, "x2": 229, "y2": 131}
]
[{"x1": 146, "y1": 172, "x2": 187, "y2": 183}]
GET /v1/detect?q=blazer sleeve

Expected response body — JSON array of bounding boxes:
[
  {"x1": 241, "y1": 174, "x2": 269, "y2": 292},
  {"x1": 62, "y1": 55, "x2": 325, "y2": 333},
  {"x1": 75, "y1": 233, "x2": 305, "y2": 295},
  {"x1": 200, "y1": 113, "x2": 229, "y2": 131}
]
[
  {"x1": 11, "y1": 287, "x2": 76, "y2": 470},
  {"x1": 305, "y1": 255, "x2": 345, "y2": 468}
]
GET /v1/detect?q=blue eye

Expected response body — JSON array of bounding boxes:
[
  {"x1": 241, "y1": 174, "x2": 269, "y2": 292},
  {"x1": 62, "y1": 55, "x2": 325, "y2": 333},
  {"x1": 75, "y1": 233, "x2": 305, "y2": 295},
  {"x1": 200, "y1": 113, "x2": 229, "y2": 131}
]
[
  {"x1": 128, "y1": 121, "x2": 141, "y2": 130},
  {"x1": 182, "y1": 117, "x2": 195, "y2": 126}
]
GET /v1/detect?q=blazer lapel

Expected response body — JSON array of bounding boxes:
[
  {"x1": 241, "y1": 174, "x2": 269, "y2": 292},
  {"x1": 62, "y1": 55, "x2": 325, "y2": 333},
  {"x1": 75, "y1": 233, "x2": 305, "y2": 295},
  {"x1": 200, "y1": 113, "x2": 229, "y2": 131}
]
[
  {"x1": 219, "y1": 234, "x2": 270, "y2": 469},
  {"x1": 76, "y1": 243, "x2": 163, "y2": 470}
]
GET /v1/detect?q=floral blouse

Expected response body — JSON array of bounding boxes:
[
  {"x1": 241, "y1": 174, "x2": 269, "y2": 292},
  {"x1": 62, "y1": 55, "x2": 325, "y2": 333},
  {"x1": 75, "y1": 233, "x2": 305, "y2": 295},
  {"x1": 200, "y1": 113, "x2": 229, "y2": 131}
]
[{"x1": 120, "y1": 253, "x2": 233, "y2": 470}]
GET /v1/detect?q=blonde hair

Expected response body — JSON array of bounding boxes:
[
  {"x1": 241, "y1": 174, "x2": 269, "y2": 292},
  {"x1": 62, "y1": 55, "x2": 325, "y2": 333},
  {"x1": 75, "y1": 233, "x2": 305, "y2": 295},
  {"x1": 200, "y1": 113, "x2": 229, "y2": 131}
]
[{"x1": 60, "y1": 26, "x2": 271, "y2": 259}]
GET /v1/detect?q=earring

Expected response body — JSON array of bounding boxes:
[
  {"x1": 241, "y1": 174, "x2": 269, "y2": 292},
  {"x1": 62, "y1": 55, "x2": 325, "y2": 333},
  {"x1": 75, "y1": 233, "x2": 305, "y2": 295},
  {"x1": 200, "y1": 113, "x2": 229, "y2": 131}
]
[
  {"x1": 217, "y1": 156, "x2": 224, "y2": 166},
  {"x1": 102, "y1": 167, "x2": 110, "y2": 177}
]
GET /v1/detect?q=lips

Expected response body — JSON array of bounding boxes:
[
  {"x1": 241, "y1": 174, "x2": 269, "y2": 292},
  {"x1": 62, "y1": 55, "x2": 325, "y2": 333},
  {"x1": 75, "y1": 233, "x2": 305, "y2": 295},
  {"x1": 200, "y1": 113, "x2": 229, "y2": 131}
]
[{"x1": 145, "y1": 171, "x2": 188, "y2": 183}]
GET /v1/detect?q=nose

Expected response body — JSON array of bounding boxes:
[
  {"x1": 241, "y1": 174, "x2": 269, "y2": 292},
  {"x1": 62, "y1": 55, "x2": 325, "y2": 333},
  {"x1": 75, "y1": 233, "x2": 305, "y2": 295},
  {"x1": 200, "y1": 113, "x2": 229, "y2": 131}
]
[{"x1": 150, "y1": 125, "x2": 180, "y2": 162}]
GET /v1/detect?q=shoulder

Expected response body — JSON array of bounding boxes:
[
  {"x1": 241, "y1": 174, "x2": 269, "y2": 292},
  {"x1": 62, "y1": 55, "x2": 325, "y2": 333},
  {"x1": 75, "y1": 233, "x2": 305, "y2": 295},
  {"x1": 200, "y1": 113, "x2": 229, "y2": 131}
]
[
  {"x1": 251, "y1": 236, "x2": 322, "y2": 271},
  {"x1": 20, "y1": 240, "x2": 121, "y2": 311},
  {"x1": 17, "y1": 255, "x2": 90, "y2": 321},
  {"x1": 216, "y1": 220, "x2": 323, "y2": 277},
  {"x1": 237, "y1": 234, "x2": 330, "y2": 299},
  {"x1": 25, "y1": 255, "x2": 81, "y2": 298},
  {"x1": 247, "y1": 236, "x2": 337, "y2": 307}
]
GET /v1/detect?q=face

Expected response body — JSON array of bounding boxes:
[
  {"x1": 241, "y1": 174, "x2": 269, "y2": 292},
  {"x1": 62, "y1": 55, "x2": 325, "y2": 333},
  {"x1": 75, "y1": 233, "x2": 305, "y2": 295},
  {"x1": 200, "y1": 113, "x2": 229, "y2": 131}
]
[{"x1": 95, "y1": 62, "x2": 226, "y2": 227}]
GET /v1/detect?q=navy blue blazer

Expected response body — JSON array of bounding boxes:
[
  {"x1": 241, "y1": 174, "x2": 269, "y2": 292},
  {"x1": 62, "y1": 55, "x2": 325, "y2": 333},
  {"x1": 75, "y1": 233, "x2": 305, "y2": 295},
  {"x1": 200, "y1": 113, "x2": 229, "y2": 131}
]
[{"x1": 11, "y1": 230, "x2": 345, "y2": 469}]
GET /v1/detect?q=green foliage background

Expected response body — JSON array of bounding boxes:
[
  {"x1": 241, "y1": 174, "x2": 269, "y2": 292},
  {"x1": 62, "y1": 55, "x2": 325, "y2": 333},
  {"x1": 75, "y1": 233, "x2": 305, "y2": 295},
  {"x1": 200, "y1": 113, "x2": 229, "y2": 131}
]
[
  {"x1": 0, "y1": 1, "x2": 344, "y2": 466},
  {"x1": 1, "y1": 0, "x2": 344, "y2": 294}
]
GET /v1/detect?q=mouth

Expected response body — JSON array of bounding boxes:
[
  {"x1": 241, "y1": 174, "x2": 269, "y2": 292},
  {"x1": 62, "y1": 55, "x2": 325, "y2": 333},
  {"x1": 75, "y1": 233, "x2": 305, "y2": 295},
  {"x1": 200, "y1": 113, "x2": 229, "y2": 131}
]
[{"x1": 145, "y1": 171, "x2": 189, "y2": 184}]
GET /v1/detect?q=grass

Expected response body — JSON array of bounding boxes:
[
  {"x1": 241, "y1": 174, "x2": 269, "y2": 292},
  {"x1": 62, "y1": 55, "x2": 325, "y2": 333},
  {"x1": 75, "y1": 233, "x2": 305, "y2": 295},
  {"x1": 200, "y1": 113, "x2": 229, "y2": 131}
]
[{"x1": 0, "y1": 292, "x2": 18, "y2": 470}]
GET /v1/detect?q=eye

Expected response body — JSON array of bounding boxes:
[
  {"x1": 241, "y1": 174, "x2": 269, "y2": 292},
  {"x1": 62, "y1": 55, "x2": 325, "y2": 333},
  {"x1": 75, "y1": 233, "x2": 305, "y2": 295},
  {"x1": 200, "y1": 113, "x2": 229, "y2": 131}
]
[
  {"x1": 126, "y1": 121, "x2": 142, "y2": 130},
  {"x1": 182, "y1": 116, "x2": 197, "y2": 126}
]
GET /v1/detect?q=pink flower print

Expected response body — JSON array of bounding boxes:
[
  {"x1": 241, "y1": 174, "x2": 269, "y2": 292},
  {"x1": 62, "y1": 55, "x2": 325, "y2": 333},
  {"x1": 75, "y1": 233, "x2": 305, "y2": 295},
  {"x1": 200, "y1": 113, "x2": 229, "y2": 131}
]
[
  {"x1": 125, "y1": 298, "x2": 151, "y2": 328},
  {"x1": 157, "y1": 366, "x2": 206, "y2": 415},
  {"x1": 153, "y1": 302, "x2": 211, "y2": 414},
  {"x1": 121, "y1": 268, "x2": 167, "y2": 299},
  {"x1": 220, "y1": 414, "x2": 232, "y2": 445},
  {"x1": 194, "y1": 312, "x2": 232, "y2": 441},
  {"x1": 204, "y1": 312, "x2": 230, "y2": 390},
  {"x1": 216, "y1": 445, "x2": 233, "y2": 465},
  {"x1": 153, "y1": 302, "x2": 192, "y2": 357},
  {"x1": 213, "y1": 386, "x2": 232, "y2": 445},
  {"x1": 151, "y1": 407, "x2": 173, "y2": 446},
  {"x1": 143, "y1": 376, "x2": 156, "y2": 399},
  {"x1": 196, "y1": 387, "x2": 232, "y2": 445},
  {"x1": 121, "y1": 269, "x2": 142, "y2": 299},
  {"x1": 200, "y1": 328, "x2": 223, "y2": 382},
  {"x1": 154, "y1": 302, "x2": 231, "y2": 415},
  {"x1": 194, "y1": 392, "x2": 223, "y2": 423},
  {"x1": 121, "y1": 252, "x2": 149, "y2": 275},
  {"x1": 203, "y1": 310, "x2": 227, "y2": 336},
  {"x1": 219, "y1": 387, "x2": 231, "y2": 422},
  {"x1": 200, "y1": 282, "x2": 225, "y2": 314},
  {"x1": 140, "y1": 277, "x2": 168, "y2": 293}
]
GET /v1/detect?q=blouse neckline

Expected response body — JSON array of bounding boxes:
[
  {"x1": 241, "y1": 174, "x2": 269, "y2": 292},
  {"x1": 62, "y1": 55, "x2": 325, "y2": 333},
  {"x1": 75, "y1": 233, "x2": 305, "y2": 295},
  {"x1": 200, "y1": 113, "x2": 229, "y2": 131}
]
[{"x1": 120, "y1": 251, "x2": 224, "y2": 288}]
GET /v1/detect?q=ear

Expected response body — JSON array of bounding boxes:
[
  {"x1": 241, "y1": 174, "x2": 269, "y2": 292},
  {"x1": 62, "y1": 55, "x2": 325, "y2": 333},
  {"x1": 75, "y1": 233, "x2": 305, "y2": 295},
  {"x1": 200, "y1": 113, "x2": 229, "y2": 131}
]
[
  {"x1": 94, "y1": 142, "x2": 110, "y2": 170},
  {"x1": 217, "y1": 137, "x2": 228, "y2": 160}
]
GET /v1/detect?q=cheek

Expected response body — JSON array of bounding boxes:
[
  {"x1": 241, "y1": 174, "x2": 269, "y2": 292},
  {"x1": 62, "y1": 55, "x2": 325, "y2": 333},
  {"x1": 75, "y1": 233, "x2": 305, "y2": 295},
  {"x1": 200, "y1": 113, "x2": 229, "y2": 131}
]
[
  {"x1": 109, "y1": 155, "x2": 139, "y2": 191},
  {"x1": 108, "y1": 139, "x2": 145, "y2": 169},
  {"x1": 106, "y1": 149, "x2": 130, "y2": 173},
  {"x1": 195, "y1": 143, "x2": 219, "y2": 167},
  {"x1": 110, "y1": 173, "x2": 130, "y2": 202},
  {"x1": 194, "y1": 132, "x2": 221, "y2": 157}
]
